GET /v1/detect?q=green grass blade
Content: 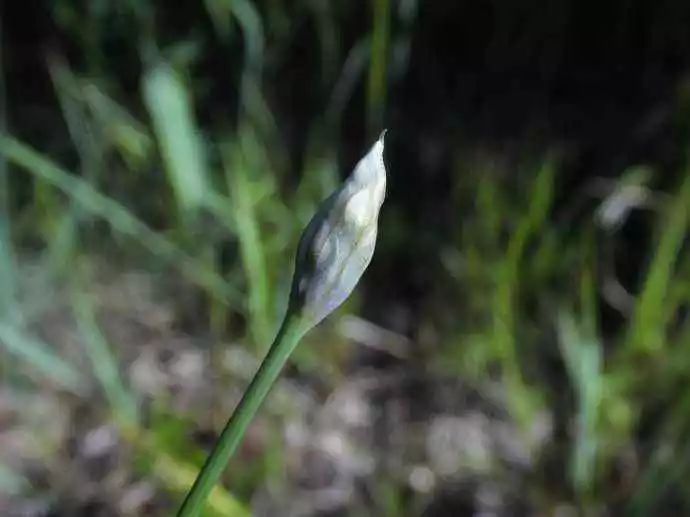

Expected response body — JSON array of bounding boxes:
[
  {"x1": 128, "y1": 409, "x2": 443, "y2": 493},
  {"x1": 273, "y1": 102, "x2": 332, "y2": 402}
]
[
  {"x1": 0, "y1": 219, "x2": 18, "y2": 325},
  {"x1": 625, "y1": 174, "x2": 690, "y2": 355},
  {"x1": 0, "y1": 218, "x2": 13, "y2": 293},
  {"x1": 492, "y1": 158, "x2": 555, "y2": 421},
  {"x1": 0, "y1": 136, "x2": 240, "y2": 307},
  {"x1": 557, "y1": 311, "x2": 603, "y2": 499},
  {"x1": 0, "y1": 321, "x2": 85, "y2": 393},
  {"x1": 82, "y1": 82, "x2": 153, "y2": 169},
  {"x1": 229, "y1": 0, "x2": 264, "y2": 70},
  {"x1": 48, "y1": 58, "x2": 103, "y2": 185},
  {"x1": 223, "y1": 138, "x2": 272, "y2": 346},
  {"x1": 72, "y1": 288, "x2": 138, "y2": 423},
  {"x1": 204, "y1": 0, "x2": 265, "y2": 69},
  {"x1": 122, "y1": 426, "x2": 250, "y2": 517},
  {"x1": 142, "y1": 62, "x2": 209, "y2": 214},
  {"x1": 0, "y1": 23, "x2": 16, "y2": 326}
]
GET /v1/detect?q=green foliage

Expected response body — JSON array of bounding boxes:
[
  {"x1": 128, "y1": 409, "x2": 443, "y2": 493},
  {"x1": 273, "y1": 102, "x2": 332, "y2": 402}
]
[
  {"x1": 223, "y1": 133, "x2": 274, "y2": 346},
  {"x1": 72, "y1": 286, "x2": 139, "y2": 423},
  {"x1": 625, "y1": 174, "x2": 690, "y2": 355},
  {"x1": 0, "y1": 321, "x2": 86, "y2": 393},
  {"x1": 0, "y1": 137, "x2": 241, "y2": 307},
  {"x1": 439, "y1": 151, "x2": 690, "y2": 510},
  {"x1": 143, "y1": 62, "x2": 209, "y2": 216},
  {"x1": 491, "y1": 157, "x2": 556, "y2": 423},
  {"x1": 557, "y1": 311, "x2": 603, "y2": 500},
  {"x1": 2, "y1": 0, "x2": 690, "y2": 515}
]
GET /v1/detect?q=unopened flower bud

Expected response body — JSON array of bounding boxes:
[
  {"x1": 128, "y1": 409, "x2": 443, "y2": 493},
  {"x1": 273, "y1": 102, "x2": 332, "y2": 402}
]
[{"x1": 288, "y1": 132, "x2": 387, "y2": 329}]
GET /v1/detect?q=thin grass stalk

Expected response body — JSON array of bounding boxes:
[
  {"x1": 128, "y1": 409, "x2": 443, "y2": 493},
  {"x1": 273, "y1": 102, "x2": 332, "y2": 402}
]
[
  {"x1": 625, "y1": 173, "x2": 690, "y2": 355},
  {"x1": 177, "y1": 314, "x2": 308, "y2": 516},
  {"x1": 72, "y1": 287, "x2": 138, "y2": 424},
  {"x1": 142, "y1": 62, "x2": 209, "y2": 216},
  {"x1": 0, "y1": 18, "x2": 17, "y2": 328},
  {"x1": 224, "y1": 139, "x2": 272, "y2": 346},
  {"x1": 0, "y1": 136, "x2": 241, "y2": 307},
  {"x1": 493, "y1": 159, "x2": 554, "y2": 423},
  {"x1": 0, "y1": 322, "x2": 86, "y2": 392}
]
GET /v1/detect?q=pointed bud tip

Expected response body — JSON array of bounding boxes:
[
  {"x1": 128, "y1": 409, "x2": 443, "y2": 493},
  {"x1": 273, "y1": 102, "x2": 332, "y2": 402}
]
[{"x1": 289, "y1": 133, "x2": 388, "y2": 329}]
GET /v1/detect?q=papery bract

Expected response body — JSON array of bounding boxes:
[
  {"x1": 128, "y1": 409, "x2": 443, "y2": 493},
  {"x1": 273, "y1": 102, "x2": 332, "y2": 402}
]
[{"x1": 288, "y1": 132, "x2": 387, "y2": 329}]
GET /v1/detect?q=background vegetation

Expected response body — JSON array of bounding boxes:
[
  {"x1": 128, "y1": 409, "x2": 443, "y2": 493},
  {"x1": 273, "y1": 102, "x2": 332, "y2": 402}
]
[{"x1": 2, "y1": 0, "x2": 690, "y2": 515}]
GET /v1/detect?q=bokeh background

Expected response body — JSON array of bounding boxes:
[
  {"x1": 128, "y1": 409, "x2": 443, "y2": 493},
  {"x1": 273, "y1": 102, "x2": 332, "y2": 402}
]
[{"x1": 2, "y1": 1, "x2": 690, "y2": 515}]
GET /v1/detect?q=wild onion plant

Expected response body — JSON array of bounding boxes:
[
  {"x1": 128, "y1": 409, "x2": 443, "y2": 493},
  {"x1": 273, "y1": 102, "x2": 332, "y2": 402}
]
[{"x1": 177, "y1": 132, "x2": 387, "y2": 516}]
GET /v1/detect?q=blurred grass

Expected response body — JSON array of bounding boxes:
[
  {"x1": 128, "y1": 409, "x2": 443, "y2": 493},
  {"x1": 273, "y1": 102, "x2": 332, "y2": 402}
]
[
  {"x1": 557, "y1": 311, "x2": 603, "y2": 501},
  {"x1": 222, "y1": 134, "x2": 273, "y2": 346},
  {"x1": 624, "y1": 173, "x2": 690, "y2": 355},
  {"x1": 0, "y1": 19, "x2": 17, "y2": 330},
  {"x1": 0, "y1": 321, "x2": 86, "y2": 393},
  {"x1": 72, "y1": 286, "x2": 139, "y2": 423},
  {"x1": 440, "y1": 148, "x2": 690, "y2": 510},
  {"x1": 491, "y1": 157, "x2": 555, "y2": 424},
  {"x1": 2, "y1": 0, "x2": 690, "y2": 514},
  {"x1": 142, "y1": 62, "x2": 209, "y2": 216},
  {"x1": 0, "y1": 136, "x2": 241, "y2": 307}
]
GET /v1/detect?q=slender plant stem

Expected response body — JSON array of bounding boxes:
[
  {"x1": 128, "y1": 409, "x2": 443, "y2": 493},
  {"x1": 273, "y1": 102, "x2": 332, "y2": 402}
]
[{"x1": 177, "y1": 314, "x2": 308, "y2": 517}]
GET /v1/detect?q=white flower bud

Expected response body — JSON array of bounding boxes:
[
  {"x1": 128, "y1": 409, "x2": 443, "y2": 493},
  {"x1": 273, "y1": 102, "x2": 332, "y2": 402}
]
[{"x1": 288, "y1": 132, "x2": 387, "y2": 329}]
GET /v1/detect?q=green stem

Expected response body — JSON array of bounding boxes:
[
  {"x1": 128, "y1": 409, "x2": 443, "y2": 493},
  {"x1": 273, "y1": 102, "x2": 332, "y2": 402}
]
[{"x1": 177, "y1": 314, "x2": 308, "y2": 517}]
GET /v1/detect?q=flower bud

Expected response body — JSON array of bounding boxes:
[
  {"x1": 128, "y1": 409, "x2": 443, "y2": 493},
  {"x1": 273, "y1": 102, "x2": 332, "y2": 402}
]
[{"x1": 288, "y1": 132, "x2": 387, "y2": 329}]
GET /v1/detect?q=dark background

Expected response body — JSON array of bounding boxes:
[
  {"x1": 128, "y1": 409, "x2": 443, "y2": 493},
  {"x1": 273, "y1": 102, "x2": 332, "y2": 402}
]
[{"x1": 2, "y1": 1, "x2": 690, "y2": 515}]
